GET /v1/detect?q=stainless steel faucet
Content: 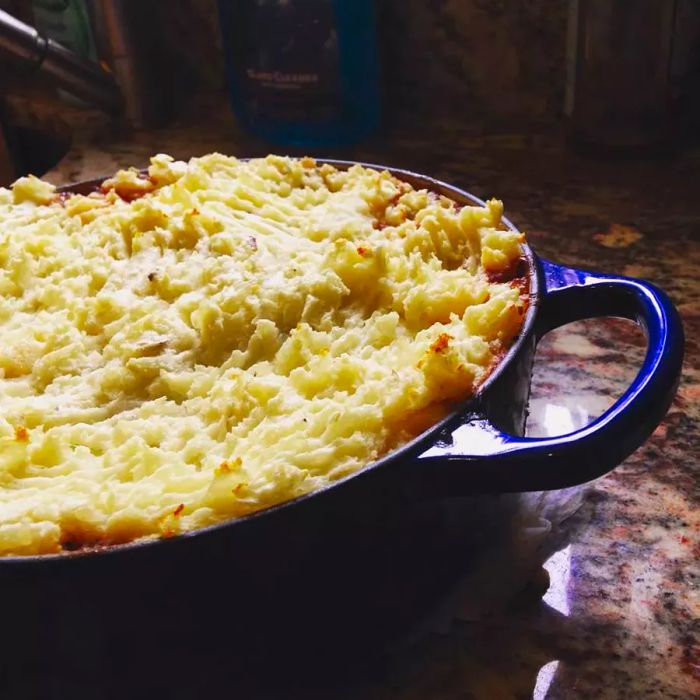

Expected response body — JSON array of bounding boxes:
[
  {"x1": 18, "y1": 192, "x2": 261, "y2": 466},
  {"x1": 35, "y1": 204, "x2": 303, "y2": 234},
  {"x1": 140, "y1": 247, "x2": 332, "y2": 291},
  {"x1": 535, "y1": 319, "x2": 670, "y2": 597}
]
[{"x1": 0, "y1": 7, "x2": 123, "y2": 114}]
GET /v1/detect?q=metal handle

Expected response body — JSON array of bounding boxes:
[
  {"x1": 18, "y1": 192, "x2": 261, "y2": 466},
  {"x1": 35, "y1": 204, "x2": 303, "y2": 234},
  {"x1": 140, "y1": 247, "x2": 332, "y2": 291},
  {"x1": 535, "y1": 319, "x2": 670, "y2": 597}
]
[{"x1": 418, "y1": 258, "x2": 684, "y2": 494}]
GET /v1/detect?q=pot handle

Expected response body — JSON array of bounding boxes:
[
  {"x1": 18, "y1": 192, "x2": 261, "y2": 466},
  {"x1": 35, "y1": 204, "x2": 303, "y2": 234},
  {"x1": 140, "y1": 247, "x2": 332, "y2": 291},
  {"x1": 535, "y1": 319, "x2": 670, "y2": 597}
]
[{"x1": 417, "y1": 259, "x2": 684, "y2": 494}]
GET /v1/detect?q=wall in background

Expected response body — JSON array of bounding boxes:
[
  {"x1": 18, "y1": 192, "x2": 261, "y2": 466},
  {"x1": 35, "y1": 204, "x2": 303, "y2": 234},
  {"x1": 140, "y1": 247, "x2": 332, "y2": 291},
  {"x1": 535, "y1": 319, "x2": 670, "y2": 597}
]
[
  {"x1": 378, "y1": 0, "x2": 567, "y2": 125},
  {"x1": 1, "y1": 0, "x2": 697, "y2": 135}
]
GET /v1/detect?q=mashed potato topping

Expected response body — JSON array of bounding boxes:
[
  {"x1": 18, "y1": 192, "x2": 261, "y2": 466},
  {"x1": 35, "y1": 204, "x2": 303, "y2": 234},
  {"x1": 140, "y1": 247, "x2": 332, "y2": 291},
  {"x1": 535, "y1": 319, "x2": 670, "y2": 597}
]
[{"x1": 0, "y1": 154, "x2": 526, "y2": 555}]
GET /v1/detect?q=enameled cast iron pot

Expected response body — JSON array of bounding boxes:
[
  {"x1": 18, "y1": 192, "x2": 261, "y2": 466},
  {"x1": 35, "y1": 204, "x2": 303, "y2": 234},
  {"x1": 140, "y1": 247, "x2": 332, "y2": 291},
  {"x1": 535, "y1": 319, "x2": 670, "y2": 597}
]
[{"x1": 0, "y1": 162, "x2": 684, "y2": 693}]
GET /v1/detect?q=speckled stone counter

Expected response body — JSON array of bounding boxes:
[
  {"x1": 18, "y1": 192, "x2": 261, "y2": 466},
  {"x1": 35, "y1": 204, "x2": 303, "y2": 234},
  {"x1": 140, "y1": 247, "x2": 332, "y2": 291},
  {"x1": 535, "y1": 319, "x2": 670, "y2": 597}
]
[{"x1": 14, "y1": 93, "x2": 700, "y2": 699}]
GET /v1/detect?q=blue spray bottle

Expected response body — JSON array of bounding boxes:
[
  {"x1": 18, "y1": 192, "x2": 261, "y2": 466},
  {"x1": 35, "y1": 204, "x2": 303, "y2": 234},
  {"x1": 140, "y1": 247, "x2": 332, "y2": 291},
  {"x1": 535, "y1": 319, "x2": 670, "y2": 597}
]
[{"x1": 217, "y1": 0, "x2": 381, "y2": 147}]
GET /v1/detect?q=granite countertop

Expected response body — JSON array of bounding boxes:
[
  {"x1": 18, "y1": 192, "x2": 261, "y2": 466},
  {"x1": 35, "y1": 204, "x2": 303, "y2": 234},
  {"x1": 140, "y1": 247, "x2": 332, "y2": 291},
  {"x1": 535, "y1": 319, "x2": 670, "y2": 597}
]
[{"x1": 12, "y1": 93, "x2": 700, "y2": 699}]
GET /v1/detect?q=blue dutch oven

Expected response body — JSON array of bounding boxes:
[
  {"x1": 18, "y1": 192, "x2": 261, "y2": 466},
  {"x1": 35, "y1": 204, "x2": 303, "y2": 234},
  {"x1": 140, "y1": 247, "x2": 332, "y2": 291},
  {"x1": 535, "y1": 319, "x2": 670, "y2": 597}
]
[{"x1": 0, "y1": 162, "x2": 684, "y2": 693}]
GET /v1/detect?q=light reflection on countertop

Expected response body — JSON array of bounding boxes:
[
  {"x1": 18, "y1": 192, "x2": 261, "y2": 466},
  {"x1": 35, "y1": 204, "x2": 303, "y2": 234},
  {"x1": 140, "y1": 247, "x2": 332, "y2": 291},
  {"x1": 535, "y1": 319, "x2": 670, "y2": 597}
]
[
  {"x1": 534, "y1": 660, "x2": 561, "y2": 700},
  {"x1": 543, "y1": 545, "x2": 573, "y2": 617}
]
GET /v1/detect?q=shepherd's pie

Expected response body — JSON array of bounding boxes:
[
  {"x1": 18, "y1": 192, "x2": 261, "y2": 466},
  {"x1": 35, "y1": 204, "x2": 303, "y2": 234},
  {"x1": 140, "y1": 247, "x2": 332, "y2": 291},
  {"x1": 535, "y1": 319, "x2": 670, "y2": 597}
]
[{"x1": 0, "y1": 154, "x2": 526, "y2": 555}]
